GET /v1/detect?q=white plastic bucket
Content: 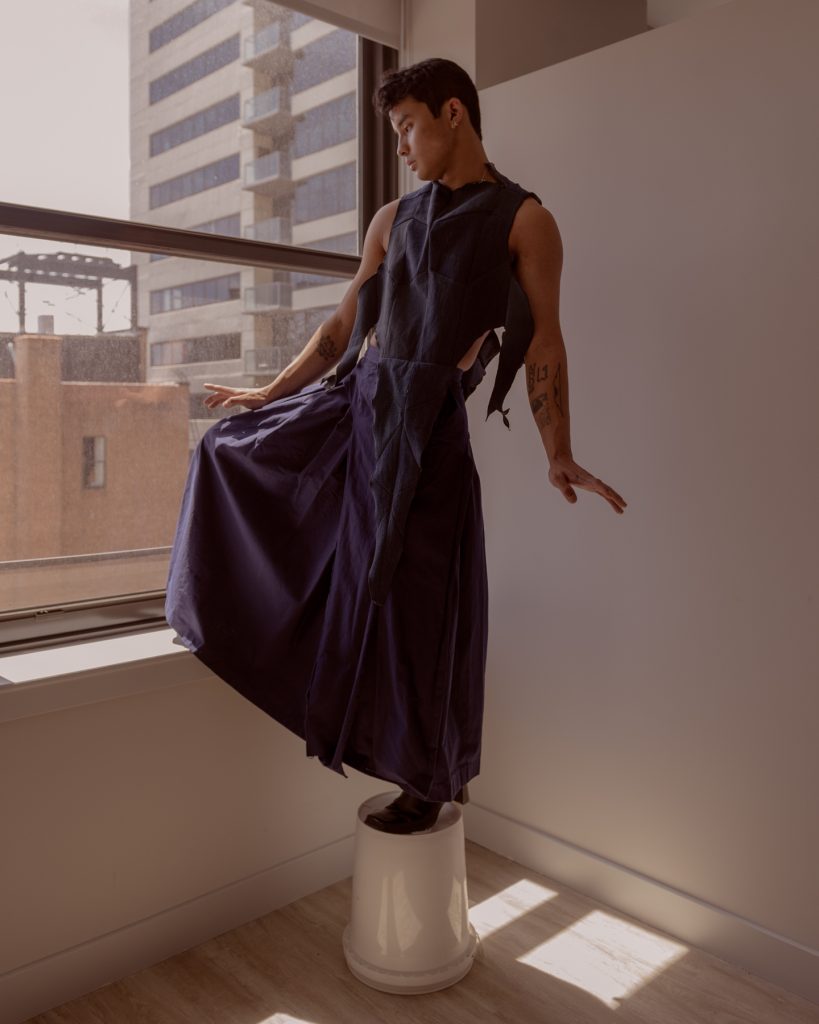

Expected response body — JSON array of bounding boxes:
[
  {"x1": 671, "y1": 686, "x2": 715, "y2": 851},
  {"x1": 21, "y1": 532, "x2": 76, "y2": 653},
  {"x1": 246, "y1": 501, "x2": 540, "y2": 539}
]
[{"x1": 342, "y1": 790, "x2": 479, "y2": 994}]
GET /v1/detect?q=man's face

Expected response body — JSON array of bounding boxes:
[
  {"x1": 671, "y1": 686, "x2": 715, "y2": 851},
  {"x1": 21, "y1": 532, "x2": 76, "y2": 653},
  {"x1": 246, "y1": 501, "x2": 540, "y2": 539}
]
[{"x1": 389, "y1": 96, "x2": 455, "y2": 180}]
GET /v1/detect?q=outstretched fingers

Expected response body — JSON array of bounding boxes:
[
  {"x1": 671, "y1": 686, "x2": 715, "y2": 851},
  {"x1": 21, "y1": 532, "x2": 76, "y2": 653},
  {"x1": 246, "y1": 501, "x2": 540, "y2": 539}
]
[
  {"x1": 586, "y1": 476, "x2": 627, "y2": 513},
  {"x1": 202, "y1": 383, "x2": 240, "y2": 409},
  {"x1": 554, "y1": 465, "x2": 628, "y2": 514}
]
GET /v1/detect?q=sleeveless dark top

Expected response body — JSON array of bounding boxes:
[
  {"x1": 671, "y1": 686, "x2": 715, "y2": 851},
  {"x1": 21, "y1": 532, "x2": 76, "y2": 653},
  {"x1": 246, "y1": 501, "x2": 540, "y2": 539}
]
[{"x1": 321, "y1": 159, "x2": 543, "y2": 605}]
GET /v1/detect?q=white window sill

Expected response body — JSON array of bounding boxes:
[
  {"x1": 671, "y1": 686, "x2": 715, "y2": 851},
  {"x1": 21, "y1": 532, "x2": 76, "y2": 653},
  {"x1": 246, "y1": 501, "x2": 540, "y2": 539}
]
[{"x1": 0, "y1": 628, "x2": 208, "y2": 723}]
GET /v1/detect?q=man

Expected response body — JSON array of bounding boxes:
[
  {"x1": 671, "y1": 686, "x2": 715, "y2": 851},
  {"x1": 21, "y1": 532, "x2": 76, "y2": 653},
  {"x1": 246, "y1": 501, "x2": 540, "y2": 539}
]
[
  {"x1": 206, "y1": 66, "x2": 625, "y2": 517},
  {"x1": 193, "y1": 58, "x2": 626, "y2": 833}
]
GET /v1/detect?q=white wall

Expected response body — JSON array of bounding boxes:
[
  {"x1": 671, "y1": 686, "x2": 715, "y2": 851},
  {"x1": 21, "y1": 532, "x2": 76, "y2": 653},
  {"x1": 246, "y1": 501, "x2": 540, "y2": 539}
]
[
  {"x1": 0, "y1": 638, "x2": 383, "y2": 1024},
  {"x1": 466, "y1": 0, "x2": 819, "y2": 1002}
]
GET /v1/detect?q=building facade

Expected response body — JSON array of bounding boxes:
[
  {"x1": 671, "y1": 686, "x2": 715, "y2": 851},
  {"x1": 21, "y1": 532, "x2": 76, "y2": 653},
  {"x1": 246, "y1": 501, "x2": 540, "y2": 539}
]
[
  {"x1": 130, "y1": 0, "x2": 359, "y2": 448},
  {"x1": 0, "y1": 325, "x2": 189, "y2": 575}
]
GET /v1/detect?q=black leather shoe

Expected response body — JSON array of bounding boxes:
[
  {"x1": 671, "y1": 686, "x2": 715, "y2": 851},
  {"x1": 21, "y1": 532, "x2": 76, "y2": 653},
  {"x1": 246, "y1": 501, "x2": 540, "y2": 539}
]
[{"x1": 364, "y1": 785, "x2": 469, "y2": 834}]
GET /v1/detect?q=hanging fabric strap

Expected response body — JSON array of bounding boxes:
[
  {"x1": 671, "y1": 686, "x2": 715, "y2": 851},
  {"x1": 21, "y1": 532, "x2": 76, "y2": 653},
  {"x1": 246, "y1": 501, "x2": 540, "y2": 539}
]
[
  {"x1": 484, "y1": 274, "x2": 537, "y2": 429},
  {"x1": 460, "y1": 329, "x2": 500, "y2": 400}
]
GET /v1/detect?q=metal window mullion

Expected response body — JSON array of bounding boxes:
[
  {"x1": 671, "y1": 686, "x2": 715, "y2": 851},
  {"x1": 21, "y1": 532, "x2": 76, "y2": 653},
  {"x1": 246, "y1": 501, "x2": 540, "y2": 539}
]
[
  {"x1": 0, "y1": 202, "x2": 360, "y2": 278},
  {"x1": 358, "y1": 36, "x2": 399, "y2": 247}
]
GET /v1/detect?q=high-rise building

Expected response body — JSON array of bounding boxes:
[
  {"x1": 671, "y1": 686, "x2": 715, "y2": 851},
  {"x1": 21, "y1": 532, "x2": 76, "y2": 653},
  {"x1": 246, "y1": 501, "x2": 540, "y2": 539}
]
[{"x1": 130, "y1": 0, "x2": 360, "y2": 447}]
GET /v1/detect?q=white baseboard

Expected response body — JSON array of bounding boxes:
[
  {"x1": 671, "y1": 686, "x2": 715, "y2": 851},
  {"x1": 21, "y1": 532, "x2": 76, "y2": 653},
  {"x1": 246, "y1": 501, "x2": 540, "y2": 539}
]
[
  {"x1": 5, "y1": 803, "x2": 817, "y2": 1024},
  {"x1": 0, "y1": 832, "x2": 355, "y2": 1024},
  {"x1": 463, "y1": 802, "x2": 819, "y2": 1008}
]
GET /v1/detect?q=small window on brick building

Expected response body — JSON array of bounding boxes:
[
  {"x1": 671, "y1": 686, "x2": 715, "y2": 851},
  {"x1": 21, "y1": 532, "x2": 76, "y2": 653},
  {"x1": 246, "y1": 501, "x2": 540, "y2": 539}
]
[{"x1": 82, "y1": 436, "x2": 106, "y2": 489}]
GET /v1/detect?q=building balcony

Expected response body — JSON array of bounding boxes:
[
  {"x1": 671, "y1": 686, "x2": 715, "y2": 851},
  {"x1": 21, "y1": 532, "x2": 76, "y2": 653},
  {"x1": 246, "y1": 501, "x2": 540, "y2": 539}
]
[
  {"x1": 243, "y1": 151, "x2": 294, "y2": 198},
  {"x1": 244, "y1": 281, "x2": 293, "y2": 313},
  {"x1": 242, "y1": 86, "x2": 292, "y2": 136},
  {"x1": 244, "y1": 346, "x2": 282, "y2": 375},
  {"x1": 242, "y1": 22, "x2": 294, "y2": 75},
  {"x1": 243, "y1": 216, "x2": 292, "y2": 245}
]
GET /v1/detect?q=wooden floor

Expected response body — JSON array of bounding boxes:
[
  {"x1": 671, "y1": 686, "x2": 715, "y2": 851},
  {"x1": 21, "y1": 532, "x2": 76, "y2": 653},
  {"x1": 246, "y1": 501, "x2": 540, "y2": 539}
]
[{"x1": 28, "y1": 840, "x2": 819, "y2": 1024}]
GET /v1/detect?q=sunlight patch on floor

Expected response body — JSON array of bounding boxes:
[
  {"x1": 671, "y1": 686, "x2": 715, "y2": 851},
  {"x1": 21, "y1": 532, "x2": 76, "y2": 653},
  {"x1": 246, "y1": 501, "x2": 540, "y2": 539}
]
[
  {"x1": 516, "y1": 909, "x2": 688, "y2": 1008},
  {"x1": 468, "y1": 877, "x2": 559, "y2": 938}
]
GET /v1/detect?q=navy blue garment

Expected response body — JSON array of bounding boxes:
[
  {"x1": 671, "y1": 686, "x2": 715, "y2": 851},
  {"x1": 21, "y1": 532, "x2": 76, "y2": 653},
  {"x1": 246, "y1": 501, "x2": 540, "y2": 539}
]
[
  {"x1": 165, "y1": 161, "x2": 541, "y2": 801},
  {"x1": 322, "y1": 160, "x2": 542, "y2": 605}
]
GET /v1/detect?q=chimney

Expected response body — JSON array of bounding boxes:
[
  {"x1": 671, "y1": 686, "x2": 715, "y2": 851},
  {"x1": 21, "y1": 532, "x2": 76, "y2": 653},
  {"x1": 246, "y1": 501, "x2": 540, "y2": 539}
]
[
  {"x1": 37, "y1": 314, "x2": 55, "y2": 334},
  {"x1": 13, "y1": 330, "x2": 63, "y2": 556}
]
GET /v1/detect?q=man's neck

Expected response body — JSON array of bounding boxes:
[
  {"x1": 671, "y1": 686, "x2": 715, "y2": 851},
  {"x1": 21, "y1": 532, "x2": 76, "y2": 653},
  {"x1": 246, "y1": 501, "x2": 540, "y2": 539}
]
[{"x1": 436, "y1": 157, "x2": 497, "y2": 190}]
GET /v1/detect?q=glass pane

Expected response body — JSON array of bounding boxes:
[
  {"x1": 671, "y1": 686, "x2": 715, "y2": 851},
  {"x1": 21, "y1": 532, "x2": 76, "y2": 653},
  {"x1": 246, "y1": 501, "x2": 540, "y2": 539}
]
[
  {"x1": 0, "y1": 232, "x2": 351, "y2": 614},
  {"x1": 0, "y1": 0, "x2": 360, "y2": 253}
]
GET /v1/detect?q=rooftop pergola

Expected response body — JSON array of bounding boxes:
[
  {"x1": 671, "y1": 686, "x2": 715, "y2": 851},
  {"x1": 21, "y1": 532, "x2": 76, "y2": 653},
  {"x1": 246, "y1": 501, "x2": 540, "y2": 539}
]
[{"x1": 0, "y1": 250, "x2": 137, "y2": 333}]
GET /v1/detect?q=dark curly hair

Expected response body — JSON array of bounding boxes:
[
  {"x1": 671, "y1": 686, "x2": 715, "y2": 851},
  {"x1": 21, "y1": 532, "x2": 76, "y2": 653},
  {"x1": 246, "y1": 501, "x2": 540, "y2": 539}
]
[{"x1": 373, "y1": 57, "x2": 482, "y2": 141}]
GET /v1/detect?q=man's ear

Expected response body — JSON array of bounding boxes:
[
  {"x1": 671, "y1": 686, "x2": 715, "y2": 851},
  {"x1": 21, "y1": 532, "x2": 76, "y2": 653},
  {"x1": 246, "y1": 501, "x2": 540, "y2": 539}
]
[{"x1": 442, "y1": 97, "x2": 459, "y2": 121}]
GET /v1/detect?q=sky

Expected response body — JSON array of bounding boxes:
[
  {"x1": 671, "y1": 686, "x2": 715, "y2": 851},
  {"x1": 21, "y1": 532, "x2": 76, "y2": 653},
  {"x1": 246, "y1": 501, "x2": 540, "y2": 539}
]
[{"x1": 0, "y1": 1, "x2": 132, "y2": 333}]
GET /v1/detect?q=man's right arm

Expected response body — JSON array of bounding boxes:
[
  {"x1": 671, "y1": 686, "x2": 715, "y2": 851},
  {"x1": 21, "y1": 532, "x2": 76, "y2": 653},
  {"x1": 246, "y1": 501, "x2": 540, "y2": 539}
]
[{"x1": 261, "y1": 199, "x2": 397, "y2": 402}]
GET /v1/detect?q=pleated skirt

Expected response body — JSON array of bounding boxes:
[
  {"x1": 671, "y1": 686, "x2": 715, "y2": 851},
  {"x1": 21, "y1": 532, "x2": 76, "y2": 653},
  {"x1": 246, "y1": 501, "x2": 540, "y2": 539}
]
[{"x1": 164, "y1": 342, "x2": 488, "y2": 801}]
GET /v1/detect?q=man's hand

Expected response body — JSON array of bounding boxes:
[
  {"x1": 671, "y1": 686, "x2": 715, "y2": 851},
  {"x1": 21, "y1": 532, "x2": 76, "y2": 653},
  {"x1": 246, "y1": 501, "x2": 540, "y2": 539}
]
[
  {"x1": 202, "y1": 383, "x2": 271, "y2": 411},
  {"x1": 548, "y1": 454, "x2": 627, "y2": 514}
]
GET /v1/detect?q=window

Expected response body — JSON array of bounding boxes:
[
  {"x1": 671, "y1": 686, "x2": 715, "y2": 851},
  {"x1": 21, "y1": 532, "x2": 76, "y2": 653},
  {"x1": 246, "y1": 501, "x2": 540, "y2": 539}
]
[
  {"x1": 292, "y1": 29, "x2": 356, "y2": 93},
  {"x1": 294, "y1": 163, "x2": 356, "y2": 224},
  {"x1": 149, "y1": 0, "x2": 237, "y2": 52},
  {"x1": 150, "y1": 274, "x2": 241, "y2": 314},
  {"x1": 149, "y1": 154, "x2": 240, "y2": 209},
  {"x1": 82, "y1": 437, "x2": 106, "y2": 489},
  {"x1": 151, "y1": 332, "x2": 241, "y2": 366},
  {"x1": 0, "y1": 1, "x2": 397, "y2": 650},
  {"x1": 149, "y1": 34, "x2": 239, "y2": 104},
  {"x1": 150, "y1": 95, "x2": 240, "y2": 156},
  {"x1": 294, "y1": 93, "x2": 356, "y2": 158}
]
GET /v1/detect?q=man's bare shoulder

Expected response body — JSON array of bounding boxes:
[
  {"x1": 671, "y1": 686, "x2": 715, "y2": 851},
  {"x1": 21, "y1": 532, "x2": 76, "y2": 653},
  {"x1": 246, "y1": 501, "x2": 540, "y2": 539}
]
[
  {"x1": 333, "y1": 198, "x2": 400, "y2": 332},
  {"x1": 506, "y1": 196, "x2": 564, "y2": 341},
  {"x1": 355, "y1": 198, "x2": 401, "y2": 274},
  {"x1": 373, "y1": 197, "x2": 402, "y2": 255},
  {"x1": 508, "y1": 196, "x2": 562, "y2": 263}
]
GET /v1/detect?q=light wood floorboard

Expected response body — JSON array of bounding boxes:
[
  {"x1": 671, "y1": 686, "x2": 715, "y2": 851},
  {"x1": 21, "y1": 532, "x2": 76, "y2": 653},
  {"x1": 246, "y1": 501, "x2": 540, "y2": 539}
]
[{"x1": 26, "y1": 840, "x2": 819, "y2": 1024}]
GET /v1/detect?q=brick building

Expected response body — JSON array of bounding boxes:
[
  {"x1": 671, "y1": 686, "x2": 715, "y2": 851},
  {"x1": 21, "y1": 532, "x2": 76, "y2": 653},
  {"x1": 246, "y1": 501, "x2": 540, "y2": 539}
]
[{"x1": 0, "y1": 325, "x2": 189, "y2": 567}]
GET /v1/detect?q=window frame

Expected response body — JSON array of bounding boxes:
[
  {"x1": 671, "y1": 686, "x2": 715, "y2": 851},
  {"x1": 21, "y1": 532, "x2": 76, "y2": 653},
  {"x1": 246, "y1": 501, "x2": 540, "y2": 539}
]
[{"x1": 0, "y1": 33, "x2": 397, "y2": 654}]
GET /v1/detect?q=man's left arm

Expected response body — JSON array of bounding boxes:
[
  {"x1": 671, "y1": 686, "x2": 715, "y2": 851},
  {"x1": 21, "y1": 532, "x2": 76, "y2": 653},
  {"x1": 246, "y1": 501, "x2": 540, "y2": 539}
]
[{"x1": 510, "y1": 199, "x2": 627, "y2": 515}]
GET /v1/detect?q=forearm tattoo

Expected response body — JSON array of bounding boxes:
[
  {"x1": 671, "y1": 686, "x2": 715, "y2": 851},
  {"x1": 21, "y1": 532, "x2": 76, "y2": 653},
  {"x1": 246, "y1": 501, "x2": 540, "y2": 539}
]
[
  {"x1": 527, "y1": 359, "x2": 551, "y2": 426},
  {"x1": 529, "y1": 392, "x2": 551, "y2": 427},
  {"x1": 527, "y1": 358, "x2": 565, "y2": 430},
  {"x1": 316, "y1": 333, "x2": 339, "y2": 362},
  {"x1": 553, "y1": 362, "x2": 564, "y2": 418},
  {"x1": 526, "y1": 361, "x2": 548, "y2": 393}
]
